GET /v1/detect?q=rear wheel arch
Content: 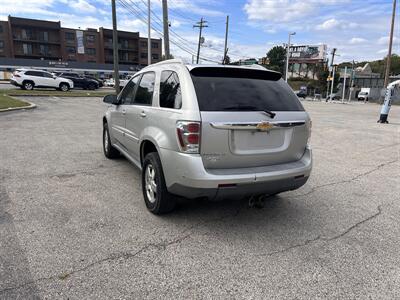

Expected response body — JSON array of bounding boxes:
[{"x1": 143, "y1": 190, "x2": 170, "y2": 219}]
[
  {"x1": 140, "y1": 140, "x2": 158, "y2": 166},
  {"x1": 22, "y1": 80, "x2": 34, "y2": 89}
]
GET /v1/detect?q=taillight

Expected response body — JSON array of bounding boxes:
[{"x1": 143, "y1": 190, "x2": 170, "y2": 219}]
[{"x1": 176, "y1": 121, "x2": 201, "y2": 153}]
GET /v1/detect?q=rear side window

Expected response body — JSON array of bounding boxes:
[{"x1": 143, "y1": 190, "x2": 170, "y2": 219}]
[
  {"x1": 159, "y1": 71, "x2": 182, "y2": 109},
  {"x1": 25, "y1": 71, "x2": 43, "y2": 77},
  {"x1": 133, "y1": 72, "x2": 155, "y2": 105},
  {"x1": 190, "y1": 67, "x2": 304, "y2": 112}
]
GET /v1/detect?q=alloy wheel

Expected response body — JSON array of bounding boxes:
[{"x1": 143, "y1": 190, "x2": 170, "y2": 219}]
[{"x1": 145, "y1": 164, "x2": 157, "y2": 203}]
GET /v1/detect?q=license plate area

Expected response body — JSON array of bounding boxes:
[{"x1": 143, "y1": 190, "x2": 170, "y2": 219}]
[{"x1": 229, "y1": 128, "x2": 292, "y2": 155}]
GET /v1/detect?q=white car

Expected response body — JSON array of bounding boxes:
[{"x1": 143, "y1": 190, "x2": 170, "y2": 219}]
[
  {"x1": 10, "y1": 69, "x2": 74, "y2": 91},
  {"x1": 104, "y1": 78, "x2": 115, "y2": 87},
  {"x1": 119, "y1": 75, "x2": 133, "y2": 89}
]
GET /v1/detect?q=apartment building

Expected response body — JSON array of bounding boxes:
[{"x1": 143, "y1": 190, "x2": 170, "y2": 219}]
[{"x1": 0, "y1": 16, "x2": 162, "y2": 68}]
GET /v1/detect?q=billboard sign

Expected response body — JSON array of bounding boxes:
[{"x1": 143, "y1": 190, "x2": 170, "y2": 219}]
[
  {"x1": 289, "y1": 44, "x2": 327, "y2": 61},
  {"x1": 76, "y1": 30, "x2": 85, "y2": 54}
]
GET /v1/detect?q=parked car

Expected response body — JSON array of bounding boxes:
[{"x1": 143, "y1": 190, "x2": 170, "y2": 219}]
[
  {"x1": 296, "y1": 90, "x2": 307, "y2": 99},
  {"x1": 119, "y1": 75, "x2": 133, "y2": 89},
  {"x1": 102, "y1": 60, "x2": 312, "y2": 214},
  {"x1": 57, "y1": 72, "x2": 99, "y2": 90},
  {"x1": 357, "y1": 88, "x2": 370, "y2": 101},
  {"x1": 326, "y1": 93, "x2": 340, "y2": 101},
  {"x1": 10, "y1": 69, "x2": 74, "y2": 91},
  {"x1": 104, "y1": 78, "x2": 115, "y2": 87},
  {"x1": 84, "y1": 75, "x2": 104, "y2": 87}
]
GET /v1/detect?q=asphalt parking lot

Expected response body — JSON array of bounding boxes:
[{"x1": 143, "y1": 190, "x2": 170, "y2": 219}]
[{"x1": 1, "y1": 97, "x2": 399, "y2": 299}]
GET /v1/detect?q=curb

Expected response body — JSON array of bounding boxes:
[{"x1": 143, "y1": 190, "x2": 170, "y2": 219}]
[{"x1": 0, "y1": 102, "x2": 36, "y2": 113}]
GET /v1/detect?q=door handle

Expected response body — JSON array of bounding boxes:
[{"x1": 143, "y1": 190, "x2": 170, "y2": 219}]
[
  {"x1": 122, "y1": 109, "x2": 126, "y2": 115},
  {"x1": 140, "y1": 111, "x2": 147, "y2": 118}
]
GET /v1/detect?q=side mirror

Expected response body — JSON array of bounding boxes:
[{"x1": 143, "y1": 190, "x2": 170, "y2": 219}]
[{"x1": 103, "y1": 94, "x2": 119, "y2": 105}]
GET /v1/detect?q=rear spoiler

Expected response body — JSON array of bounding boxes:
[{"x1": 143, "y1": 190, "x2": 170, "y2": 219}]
[{"x1": 189, "y1": 67, "x2": 282, "y2": 81}]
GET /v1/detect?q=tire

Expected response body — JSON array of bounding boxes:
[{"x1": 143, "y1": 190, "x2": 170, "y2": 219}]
[
  {"x1": 103, "y1": 123, "x2": 120, "y2": 159},
  {"x1": 23, "y1": 81, "x2": 34, "y2": 90},
  {"x1": 88, "y1": 83, "x2": 96, "y2": 90},
  {"x1": 142, "y1": 152, "x2": 176, "y2": 214},
  {"x1": 59, "y1": 83, "x2": 69, "y2": 92}
]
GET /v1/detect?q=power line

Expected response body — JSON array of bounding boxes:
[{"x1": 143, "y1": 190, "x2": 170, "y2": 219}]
[
  {"x1": 125, "y1": 0, "x2": 252, "y2": 60},
  {"x1": 118, "y1": 0, "x2": 219, "y2": 63}
]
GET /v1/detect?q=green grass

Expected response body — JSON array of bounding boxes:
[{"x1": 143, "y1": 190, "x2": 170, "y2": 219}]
[
  {"x1": 3, "y1": 89, "x2": 111, "y2": 97},
  {"x1": 0, "y1": 94, "x2": 30, "y2": 109}
]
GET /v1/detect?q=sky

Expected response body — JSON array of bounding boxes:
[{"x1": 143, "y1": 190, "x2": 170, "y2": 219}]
[{"x1": 0, "y1": 0, "x2": 398, "y2": 63}]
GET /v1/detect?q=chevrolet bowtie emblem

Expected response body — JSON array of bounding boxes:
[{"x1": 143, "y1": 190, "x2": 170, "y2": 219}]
[{"x1": 256, "y1": 122, "x2": 274, "y2": 131}]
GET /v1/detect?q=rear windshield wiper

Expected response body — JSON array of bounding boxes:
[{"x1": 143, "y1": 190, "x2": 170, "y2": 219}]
[{"x1": 223, "y1": 105, "x2": 276, "y2": 118}]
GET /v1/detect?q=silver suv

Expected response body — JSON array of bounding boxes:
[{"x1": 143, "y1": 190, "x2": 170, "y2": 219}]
[{"x1": 102, "y1": 60, "x2": 312, "y2": 214}]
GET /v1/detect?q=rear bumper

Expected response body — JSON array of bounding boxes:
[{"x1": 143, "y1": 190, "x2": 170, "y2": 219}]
[
  {"x1": 10, "y1": 79, "x2": 21, "y2": 87},
  {"x1": 160, "y1": 147, "x2": 312, "y2": 199}
]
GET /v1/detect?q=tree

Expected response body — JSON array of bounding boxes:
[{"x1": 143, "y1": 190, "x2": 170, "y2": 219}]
[
  {"x1": 316, "y1": 64, "x2": 329, "y2": 92},
  {"x1": 161, "y1": 54, "x2": 175, "y2": 60},
  {"x1": 266, "y1": 46, "x2": 286, "y2": 74}
]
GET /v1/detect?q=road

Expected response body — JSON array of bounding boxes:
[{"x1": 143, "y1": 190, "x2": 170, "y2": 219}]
[{"x1": 0, "y1": 97, "x2": 399, "y2": 299}]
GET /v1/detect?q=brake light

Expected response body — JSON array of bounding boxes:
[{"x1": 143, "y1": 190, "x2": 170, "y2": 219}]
[{"x1": 176, "y1": 121, "x2": 201, "y2": 153}]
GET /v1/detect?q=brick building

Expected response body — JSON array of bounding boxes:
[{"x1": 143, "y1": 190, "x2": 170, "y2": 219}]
[{"x1": 0, "y1": 16, "x2": 162, "y2": 68}]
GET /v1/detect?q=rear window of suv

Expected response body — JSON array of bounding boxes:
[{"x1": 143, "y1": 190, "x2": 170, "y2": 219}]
[{"x1": 190, "y1": 67, "x2": 304, "y2": 112}]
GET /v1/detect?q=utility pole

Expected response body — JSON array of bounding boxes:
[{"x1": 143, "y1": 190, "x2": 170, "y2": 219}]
[
  {"x1": 348, "y1": 60, "x2": 355, "y2": 101},
  {"x1": 111, "y1": 0, "x2": 120, "y2": 94},
  {"x1": 285, "y1": 32, "x2": 296, "y2": 81},
  {"x1": 342, "y1": 66, "x2": 347, "y2": 103},
  {"x1": 162, "y1": 0, "x2": 170, "y2": 59},
  {"x1": 223, "y1": 15, "x2": 229, "y2": 64},
  {"x1": 383, "y1": 0, "x2": 396, "y2": 90},
  {"x1": 326, "y1": 48, "x2": 337, "y2": 100},
  {"x1": 330, "y1": 64, "x2": 336, "y2": 100},
  {"x1": 194, "y1": 18, "x2": 208, "y2": 64},
  {"x1": 147, "y1": 0, "x2": 151, "y2": 65}
]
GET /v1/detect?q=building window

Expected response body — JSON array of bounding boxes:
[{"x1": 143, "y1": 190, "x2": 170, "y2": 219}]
[
  {"x1": 0, "y1": 41, "x2": 4, "y2": 53},
  {"x1": 88, "y1": 60, "x2": 96, "y2": 63},
  {"x1": 86, "y1": 48, "x2": 96, "y2": 55},
  {"x1": 21, "y1": 29, "x2": 33, "y2": 40},
  {"x1": 22, "y1": 43, "x2": 33, "y2": 55},
  {"x1": 0, "y1": 26, "x2": 3, "y2": 33},
  {"x1": 140, "y1": 41, "x2": 147, "y2": 47},
  {"x1": 121, "y1": 39, "x2": 129, "y2": 49},
  {"x1": 39, "y1": 44, "x2": 49, "y2": 55},
  {"x1": 39, "y1": 31, "x2": 49, "y2": 42},
  {"x1": 152, "y1": 53, "x2": 159, "y2": 60},
  {"x1": 140, "y1": 52, "x2": 147, "y2": 59},
  {"x1": 65, "y1": 32, "x2": 75, "y2": 40},
  {"x1": 66, "y1": 46, "x2": 76, "y2": 54},
  {"x1": 86, "y1": 35, "x2": 95, "y2": 43},
  {"x1": 121, "y1": 52, "x2": 129, "y2": 61},
  {"x1": 151, "y1": 42, "x2": 158, "y2": 49}
]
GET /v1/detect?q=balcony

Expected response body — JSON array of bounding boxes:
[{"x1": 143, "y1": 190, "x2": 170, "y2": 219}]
[
  {"x1": 13, "y1": 36, "x2": 60, "y2": 45},
  {"x1": 104, "y1": 43, "x2": 138, "y2": 52}
]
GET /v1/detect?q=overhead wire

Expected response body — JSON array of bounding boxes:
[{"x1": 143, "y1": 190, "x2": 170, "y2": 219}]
[{"x1": 119, "y1": 0, "x2": 220, "y2": 63}]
